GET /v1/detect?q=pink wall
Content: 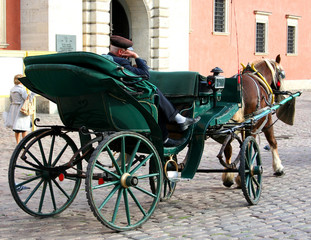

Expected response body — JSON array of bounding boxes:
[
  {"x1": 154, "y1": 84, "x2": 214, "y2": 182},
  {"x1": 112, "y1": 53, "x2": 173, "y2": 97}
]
[
  {"x1": 189, "y1": 0, "x2": 311, "y2": 80},
  {"x1": 3, "y1": 0, "x2": 20, "y2": 50}
]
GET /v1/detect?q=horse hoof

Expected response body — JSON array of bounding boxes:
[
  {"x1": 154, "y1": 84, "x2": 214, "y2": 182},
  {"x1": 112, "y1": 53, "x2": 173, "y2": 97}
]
[
  {"x1": 274, "y1": 170, "x2": 285, "y2": 177},
  {"x1": 223, "y1": 181, "x2": 234, "y2": 188}
]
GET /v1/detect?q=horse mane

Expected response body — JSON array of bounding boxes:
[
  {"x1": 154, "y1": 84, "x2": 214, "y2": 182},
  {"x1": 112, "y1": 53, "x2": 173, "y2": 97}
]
[{"x1": 252, "y1": 58, "x2": 280, "y2": 89}]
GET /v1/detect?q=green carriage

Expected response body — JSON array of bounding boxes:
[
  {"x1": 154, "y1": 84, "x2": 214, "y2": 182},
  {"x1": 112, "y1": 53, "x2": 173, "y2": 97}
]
[{"x1": 8, "y1": 51, "x2": 299, "y2": 231}]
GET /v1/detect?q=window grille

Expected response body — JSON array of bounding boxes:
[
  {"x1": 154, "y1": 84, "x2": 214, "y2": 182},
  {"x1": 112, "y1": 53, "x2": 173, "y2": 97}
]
[
  {"x1": 287, "y1": 25, "x2": 295, "y2": 54},
  {"x1": 256, "y1": 22, "x2": 265, "y2": 53},
  {"x1": 214, "y1": 0, "x2": 225, "y2": 32}
]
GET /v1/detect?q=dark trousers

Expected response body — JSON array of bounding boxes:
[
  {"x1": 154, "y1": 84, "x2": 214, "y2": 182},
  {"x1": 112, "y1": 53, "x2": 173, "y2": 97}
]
[{"x1": 156, "y1": 89, "x2": 178, "y2": 140}]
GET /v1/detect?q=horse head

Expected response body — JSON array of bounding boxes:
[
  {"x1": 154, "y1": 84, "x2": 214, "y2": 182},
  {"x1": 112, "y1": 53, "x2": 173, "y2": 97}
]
[{"x1": 254, "y1": 54, "x2": 286, "y2": 92}]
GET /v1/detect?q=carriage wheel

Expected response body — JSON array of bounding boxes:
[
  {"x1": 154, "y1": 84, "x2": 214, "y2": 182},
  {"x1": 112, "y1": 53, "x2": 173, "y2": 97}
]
[
  {"x1": 86, "y1": 131, "x2": 162, "y2": 231},
  {"x1": 239, "y1": 136, "x2": 263, "y2": 205},
  {"x1": 8, "y1": 128, "x2": 81, "y2": 217},
  {"x1": 150, "y1": 155, "x2": 177, "y2": 202}
]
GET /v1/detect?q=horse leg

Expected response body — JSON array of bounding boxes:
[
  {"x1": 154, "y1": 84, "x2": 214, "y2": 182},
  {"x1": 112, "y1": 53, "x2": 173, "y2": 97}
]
[
  {"x1": 263, "y1": 118, "x2": 285, "y2": 176},
  {"x1": 222, "y1": 143, "x2": 235, "y2": 187}
]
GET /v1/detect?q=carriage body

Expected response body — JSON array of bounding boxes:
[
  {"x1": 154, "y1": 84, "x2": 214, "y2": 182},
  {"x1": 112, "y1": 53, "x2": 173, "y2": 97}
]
[
  {"x1": 22, "y1": 51, "x2": 242, "y2": 174},
  {"x1": 9, "y1": 51, "x2": 259, "y2": 231}
]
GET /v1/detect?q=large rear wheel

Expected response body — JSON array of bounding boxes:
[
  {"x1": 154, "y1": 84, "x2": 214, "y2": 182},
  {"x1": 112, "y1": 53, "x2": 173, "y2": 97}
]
[
  {"x1": 8, "y1": 128, "x2": 82, "y2": 217},
  {"x1": 86, "y1": 131, "x2": 162, "y2": 231}
]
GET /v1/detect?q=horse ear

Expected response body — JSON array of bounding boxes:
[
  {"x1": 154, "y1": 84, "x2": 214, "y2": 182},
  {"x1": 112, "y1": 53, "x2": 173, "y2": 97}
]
[{"x1": 276, "y1": 54, "x2": 281, "y2": 64}]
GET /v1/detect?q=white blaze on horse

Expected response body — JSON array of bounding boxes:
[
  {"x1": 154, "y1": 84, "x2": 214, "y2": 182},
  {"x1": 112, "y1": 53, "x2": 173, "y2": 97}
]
[{"x1": 222, "y1": 54, "x2": 288, "y2": 188}]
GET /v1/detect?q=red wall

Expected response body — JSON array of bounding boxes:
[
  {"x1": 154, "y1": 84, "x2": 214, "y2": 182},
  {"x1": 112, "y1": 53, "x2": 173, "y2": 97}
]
[
  {"x1": 4, "y1": 0, "x2": 21, "y2": 50},
  {"x1": 189, "y1": 0, "x2": 311, "y2": 80}
]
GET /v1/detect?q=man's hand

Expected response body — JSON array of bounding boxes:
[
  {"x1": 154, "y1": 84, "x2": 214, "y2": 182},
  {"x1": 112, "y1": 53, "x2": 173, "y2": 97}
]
[{"x1": 121, "y1": 50, "x2": 139, "y2": 59}]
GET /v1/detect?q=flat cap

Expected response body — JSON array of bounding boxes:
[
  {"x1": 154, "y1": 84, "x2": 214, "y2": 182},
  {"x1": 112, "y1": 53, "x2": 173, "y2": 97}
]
[{"x1": 110, "y1": 35, "x2": 133, "y2": 49}]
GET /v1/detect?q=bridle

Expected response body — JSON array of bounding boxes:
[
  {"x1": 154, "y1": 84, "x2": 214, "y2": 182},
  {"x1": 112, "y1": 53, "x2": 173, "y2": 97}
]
[{"x1": 265, "y1": 60, "x2": 286, "y2": 92}]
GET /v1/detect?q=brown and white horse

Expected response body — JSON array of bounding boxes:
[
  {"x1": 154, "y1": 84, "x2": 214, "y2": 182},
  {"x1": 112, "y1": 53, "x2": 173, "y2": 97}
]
[{"x1": 222, "y1": 54, "x2": 286, "y2": 188}]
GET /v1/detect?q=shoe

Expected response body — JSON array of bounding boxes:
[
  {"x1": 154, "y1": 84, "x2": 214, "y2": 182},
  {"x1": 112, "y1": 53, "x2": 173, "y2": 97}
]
[
  {"x1": 264, "y1": 145, "x2": 271, "y2": 151},
  {"x1": 16, "y1": 185, "x2": 30, "y2": 192},
  {"x1": 178, "y1": 116, "x2": 201, "y2": 131},
  {"x1": 164, "y1": 138, "x2": 185, "y2": 147}
]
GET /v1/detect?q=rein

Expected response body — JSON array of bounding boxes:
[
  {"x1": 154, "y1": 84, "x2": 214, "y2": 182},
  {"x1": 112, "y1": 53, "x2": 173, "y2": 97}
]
[{"x1": 242, "y1": 60, "x2": 277, "y2": 104}]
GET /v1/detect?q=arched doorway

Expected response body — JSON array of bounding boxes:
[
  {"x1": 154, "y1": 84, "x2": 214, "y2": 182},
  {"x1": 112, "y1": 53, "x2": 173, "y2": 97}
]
[
  {"x1": 110, "y1": 0, "x2": 131, "y2": 39},
  {"x1": 109, "y1": 0, "x2": 150, "y2": 66}
]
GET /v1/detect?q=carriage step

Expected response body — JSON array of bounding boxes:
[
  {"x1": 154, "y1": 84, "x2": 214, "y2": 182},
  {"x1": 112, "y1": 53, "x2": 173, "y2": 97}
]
[{"x1": 166, "y1": 171, "x2": 191, "y2": 182}]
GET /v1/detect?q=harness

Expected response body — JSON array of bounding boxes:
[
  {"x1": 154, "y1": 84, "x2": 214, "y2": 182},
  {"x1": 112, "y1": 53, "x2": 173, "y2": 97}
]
[
  {"x1": 241, "y1": 61, "x2": 276, "y2": 105},
  {"x1": 241, "y1": 62, "x2": 276, "y2": 134}
]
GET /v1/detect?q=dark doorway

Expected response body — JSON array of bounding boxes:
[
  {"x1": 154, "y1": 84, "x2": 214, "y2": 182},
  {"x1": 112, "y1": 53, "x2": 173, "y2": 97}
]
[{"x1": 111, "y1": 0, "x2": 130, "y2": 39}]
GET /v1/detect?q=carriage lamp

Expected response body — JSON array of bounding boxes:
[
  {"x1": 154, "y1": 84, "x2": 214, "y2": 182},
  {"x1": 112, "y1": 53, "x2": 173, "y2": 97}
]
[{"x1": 208, "y1": 67, "x2": 225, "y2": 105}]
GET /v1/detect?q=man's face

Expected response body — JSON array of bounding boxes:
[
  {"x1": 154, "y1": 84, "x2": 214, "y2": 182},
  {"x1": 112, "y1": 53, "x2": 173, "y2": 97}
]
[{"x1": 117, "y1": 48, "x2": 128, "y2": 58}]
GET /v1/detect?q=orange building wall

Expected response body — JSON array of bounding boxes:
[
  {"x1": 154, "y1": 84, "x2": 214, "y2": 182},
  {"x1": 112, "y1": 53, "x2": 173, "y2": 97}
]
[
  {"x1": 189, "y1": 0, "x2": 311, "y2": 80},
  {"x1": 5, "y1": 0, "x2": 21, "y2": 50}
]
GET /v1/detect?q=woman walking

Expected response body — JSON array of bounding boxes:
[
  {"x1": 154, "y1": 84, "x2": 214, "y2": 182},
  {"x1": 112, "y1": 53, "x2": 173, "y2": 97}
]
[{"x1": 4, "y1": 74, "x2": 35, "y2": 144}]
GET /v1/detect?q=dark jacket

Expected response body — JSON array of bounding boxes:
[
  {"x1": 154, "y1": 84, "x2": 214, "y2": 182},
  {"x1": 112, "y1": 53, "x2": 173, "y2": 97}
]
[
  {"x1": 108, "y1": 53, "x2": 150, "y2": 79},
  {"x1": 107, "y1": 52, "x2": 156, "y2": 99}
]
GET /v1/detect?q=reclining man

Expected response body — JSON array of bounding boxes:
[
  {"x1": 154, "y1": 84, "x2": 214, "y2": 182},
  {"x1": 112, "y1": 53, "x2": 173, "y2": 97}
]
[{"x1": 106, "y1": 35, "x2": 200, "y2": 147}]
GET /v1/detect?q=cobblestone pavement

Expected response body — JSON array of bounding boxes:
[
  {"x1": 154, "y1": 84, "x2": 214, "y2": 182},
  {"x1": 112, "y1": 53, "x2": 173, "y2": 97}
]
[{"x1": 0, "y1": 91, "x2": 310, "y2": 240}]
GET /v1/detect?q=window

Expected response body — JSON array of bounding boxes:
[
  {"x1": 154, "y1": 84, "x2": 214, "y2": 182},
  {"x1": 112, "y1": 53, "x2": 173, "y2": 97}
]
[
  {"x1": 287, "y1": 26, "x2": 295, "y2": 54},
  {"x1": 213, "y1": 0, "x2": 229, "y2": 34},
  {"x1": 0, "y1": 0, "x2": 8, "y2": 48},
  {"x1": 254, "y1": 11, "x2": 271, "y2": 54},
  {"x1": 286, "y1": 15, "x2": 301, "y2": 55},
  {"x1": 256, "y1": 23, "x2": 265, "y2": 53}
]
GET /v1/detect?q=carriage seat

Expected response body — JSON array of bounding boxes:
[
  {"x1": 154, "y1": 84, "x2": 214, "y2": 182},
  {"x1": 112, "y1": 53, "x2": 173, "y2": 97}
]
[
  {"x1": 148, "y1": 71, "x2": 204, "y2": 98},
  {"x1": 22, "y1": 52, "x2": 159, "y2": 132}
]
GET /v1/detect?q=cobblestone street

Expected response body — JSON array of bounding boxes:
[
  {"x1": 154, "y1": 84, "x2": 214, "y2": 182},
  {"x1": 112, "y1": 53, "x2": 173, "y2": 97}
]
[{"x1": 0, "y1": 91, "x2": 310, "y2": 240}]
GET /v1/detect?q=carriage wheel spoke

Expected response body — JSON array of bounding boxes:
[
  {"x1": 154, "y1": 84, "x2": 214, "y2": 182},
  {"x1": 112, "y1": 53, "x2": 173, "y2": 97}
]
[
  {"x1": 48, "y1": 179, "x2": 57, "y2": 211},
  {"x1": 121, "y1": 137, "x2": 126, "y2": 173},
  {"x1": 134, "y1": 185, "x2": 157, "y2": 198},
  {"x1": 15, "y1": 164, "x2": 43, "y2": 173},
  {"x1": 251, "y1": 152, "x2": 258, "y2": 166},
  {"x1": 38, "y1": 181, "x2": 48, "y2": 213},
  {"x1": 98, "y1": 184, "x2": 121, "y2": 211},
  {"x1": 251, "y1": 178, "x2": 256, "y2": 198},
  {"x1": 127, "y1": 140, "x2": 141, "y2": 172},
  {"x1": 48, "y1": 135, "x2": 55, "y2": 166},
  {"x1": 128, "y1": 188, "x2": 146, "y2": 216},
  {"x1": 52, "y1": 178, "x2": 71, "y2": 200},
  {"x1": 123, "y1": 189, "x2": 131, "y2": 226},
  {"x1": 130, "y1": 153, "x2": 154, "y2": 175},
  {"x1": 107, "y1": 146, "x2": 122, "y2": 175},
  {"x1": 95, "y1": 162, "x2": 120, "y2": 179},
  {"x1": 38, "y1": 139, "x2": 48, "y2": 166},
  {"x1": 137, "y1": 173, "x2": 159, "y2": 179},
  {"x1": 245, "y1": 173, "x2": 250, "y2": 188},
  {"x1": 52, "y1": 143, "x2": 69, "y2": 167},
  {"x1": 24, "y1": 149, "x2": 44, "y2": 168},
  {"x1": 93, "y1": 180, "x2": 120, "y2": 189},
  {"x1": 16, "y1": 174, "x2": 42, "y2": 187},
  {"x1": 24, "y1": 179, "x2": 44, "y2": 205},
  {"x1": 252, "y1": 176, "x2": 260, "y2": 188},
  {"x1": 112, "y1": 188, "x2": 124, "y2": 223}
]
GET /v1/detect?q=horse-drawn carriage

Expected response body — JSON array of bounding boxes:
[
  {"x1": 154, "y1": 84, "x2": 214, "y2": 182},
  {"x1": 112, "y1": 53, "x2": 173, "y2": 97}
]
[{"x1": 8, "y1": 52, "x2": 301, "y2": 231}]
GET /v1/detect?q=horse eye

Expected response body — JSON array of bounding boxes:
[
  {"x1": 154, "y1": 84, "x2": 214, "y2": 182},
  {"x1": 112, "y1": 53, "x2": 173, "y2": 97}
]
[{"x1": 279, "y1": 71, "x2": 286, "y2": 79}]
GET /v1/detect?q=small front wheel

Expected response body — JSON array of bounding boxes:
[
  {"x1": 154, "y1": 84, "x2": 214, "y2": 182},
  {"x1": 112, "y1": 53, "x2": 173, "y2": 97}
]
[
  {"x1": 86, "y1": 132, "x2": 163, "y2": 231},
  {"x1": 239, "y1": 136, "x2": 263, "y2": 205}
]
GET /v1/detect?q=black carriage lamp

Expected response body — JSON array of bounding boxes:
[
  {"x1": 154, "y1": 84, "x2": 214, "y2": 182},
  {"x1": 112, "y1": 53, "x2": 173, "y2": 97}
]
[{"x1": 211, "y1": 67, "x2": 223, "y2": 76}]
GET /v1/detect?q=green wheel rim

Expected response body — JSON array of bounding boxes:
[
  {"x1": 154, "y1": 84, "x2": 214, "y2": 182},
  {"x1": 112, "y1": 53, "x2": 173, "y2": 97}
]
[
  {"x1": 86, "y1": 132, "x2": 162, "y2": 231},
  {"x1": 8, "y1": 128, "x2": 81, "y2": 217},
  {"x1": 239, "y1": 136, "x2": 263, "y2": 205}
]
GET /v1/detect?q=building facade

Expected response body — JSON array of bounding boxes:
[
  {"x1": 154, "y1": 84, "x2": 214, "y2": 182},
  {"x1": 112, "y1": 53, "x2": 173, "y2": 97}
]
[
  {"x1": 1, "y1": 0, "x2": 310, "y2": 112},
  {"x1": 189, "y1": 0, "x2": 311, "y2": 90}
]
